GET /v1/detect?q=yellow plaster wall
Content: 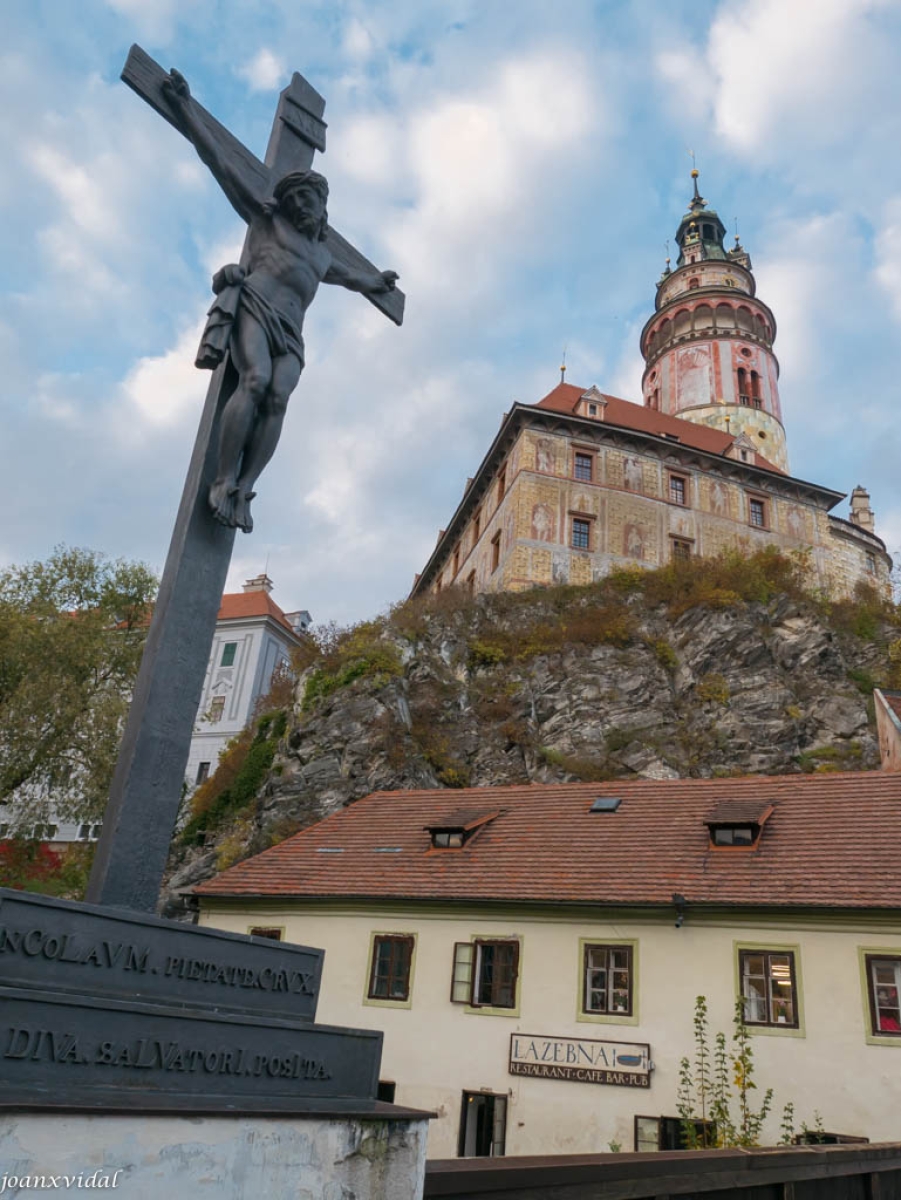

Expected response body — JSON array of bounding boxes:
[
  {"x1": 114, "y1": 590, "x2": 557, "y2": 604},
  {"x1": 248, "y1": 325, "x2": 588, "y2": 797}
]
[{"x1": 429, "y1": 428, "x2": 889, "y2": 601}]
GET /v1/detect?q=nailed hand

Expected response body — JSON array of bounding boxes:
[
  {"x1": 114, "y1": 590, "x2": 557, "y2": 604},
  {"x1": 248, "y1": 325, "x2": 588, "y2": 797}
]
[{"x1": 162, "y1": 68, "x2": 191, "y2": 106}]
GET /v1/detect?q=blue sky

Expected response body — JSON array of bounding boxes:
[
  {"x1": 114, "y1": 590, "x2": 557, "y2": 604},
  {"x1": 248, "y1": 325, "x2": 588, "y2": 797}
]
[{"x1": 4, "y1": 0, "x2": 901, "y2": 625}]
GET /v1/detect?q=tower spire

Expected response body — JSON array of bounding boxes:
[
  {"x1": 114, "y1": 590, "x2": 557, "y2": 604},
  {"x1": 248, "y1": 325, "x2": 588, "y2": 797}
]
[
  {"x1": 690, "y1": 166, "x2": 703, "y2": 209},
  {"x1": 639, "y1": 171, "x2": 788, "y2": 472}
]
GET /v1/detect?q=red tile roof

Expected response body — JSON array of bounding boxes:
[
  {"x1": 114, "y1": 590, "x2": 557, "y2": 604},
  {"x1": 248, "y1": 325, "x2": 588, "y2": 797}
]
[
  {"x1": 534, "y1": 382, "x2": 783, "y2": 474},
  {"x1": 218, "y1": 591, "x2": 295, "y2": 636},
  {"x1": 196, "y1": 773, "x2": 901, "y2": 910}
]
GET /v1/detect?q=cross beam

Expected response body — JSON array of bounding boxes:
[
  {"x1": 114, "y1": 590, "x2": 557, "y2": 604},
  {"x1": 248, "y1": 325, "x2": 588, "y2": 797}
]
[{"x1": 121, "y1": 45, "x2": 404, "y2": 325}]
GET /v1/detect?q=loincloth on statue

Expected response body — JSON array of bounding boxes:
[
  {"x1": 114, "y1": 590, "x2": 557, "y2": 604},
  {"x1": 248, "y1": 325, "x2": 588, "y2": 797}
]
[{"x1": 195, "y1": 264, "x2": 305, "y2": 370}]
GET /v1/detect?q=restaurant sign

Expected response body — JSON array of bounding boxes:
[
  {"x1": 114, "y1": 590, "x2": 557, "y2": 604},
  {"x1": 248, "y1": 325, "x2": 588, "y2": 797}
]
[{"x1": 509, "y1": 1033, "x2": 651, "y2": 1087}]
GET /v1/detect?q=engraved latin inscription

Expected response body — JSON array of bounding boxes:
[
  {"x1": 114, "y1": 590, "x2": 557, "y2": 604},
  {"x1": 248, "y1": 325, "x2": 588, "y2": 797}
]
[
  {"x1": 0, "y1": 925, "x2": 316, "y2": 997},
  {"x1": 4, "y1": 1024, "x2": 331, "y2": 1081}
]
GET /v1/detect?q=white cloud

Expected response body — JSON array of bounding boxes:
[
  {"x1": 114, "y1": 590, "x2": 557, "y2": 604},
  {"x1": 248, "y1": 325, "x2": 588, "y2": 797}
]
[
  {"x1": 28, "y1": 143, "x2": 124, "y2": 244},
  {"x1": 753, "y1": 213, "x2": 850, "y2": 379},
  {"x1": 118, "y1": 320, "x2": 207, "y2": 433},
  {"x1": 342, "y1": 17, "x2": 374, "y2": 62},
  {"x1": 336, "y1": 115, "x2": 402, "y2": 189},
  {"x1": 657, "y1": 0, "x2": 893, "y2": 157},
  {"x1": 103, "y1": 0, "x2": 187, "y2": 42},
  {"x1": 376, "y1": 51, "x2": 599, "y2": 298},
  {"x1": 32, "y1": 374, "x2": 85, "y2": 427},
  {"x1": 238, "y1": 49, "x2": 286, "y2": 92},
  {"x1": 655, "y1": 47, "x2": 713, "y2": 121},
  {"x1": 874, "y1": 196, "x2": 901, "y2": 324},
  {"x1": 604, "y1": 324, "x2": 644, "y2": 403}
]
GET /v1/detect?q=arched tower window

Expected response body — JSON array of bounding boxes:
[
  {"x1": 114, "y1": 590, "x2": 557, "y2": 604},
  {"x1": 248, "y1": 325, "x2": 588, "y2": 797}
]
[
  {"x1": 750, "y1": 371, "x2": 762, "y2": 409},
  {"x1": 694, "y1": 304, "x2": 714, "y2": 332},
  {"x1": 716, "y1": 303, "x2": 735, "y2": 331},
  {"x1": 688, "y1": 277, "x2": 700, "y2": 290},
  {"x1": 737, "y1": 367, "x2": 749, "y2": 404}
]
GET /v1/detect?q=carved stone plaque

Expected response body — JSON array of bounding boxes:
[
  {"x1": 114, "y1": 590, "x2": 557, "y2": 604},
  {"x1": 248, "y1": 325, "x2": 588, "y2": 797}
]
[
  {"x1": 0, "y1": 889, "x2": 322, "y2": 1023},
  {"x1": 0, "y1": 986, "x2": 381, "y2": 1112},
  {"x1": 0, "y1": 889, "x2": 388, "y2": 1113}
]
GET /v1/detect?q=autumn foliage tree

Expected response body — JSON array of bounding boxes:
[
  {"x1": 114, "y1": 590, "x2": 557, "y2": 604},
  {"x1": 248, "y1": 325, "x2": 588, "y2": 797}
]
[{"x1": 0, "y1": 546, "x2": 157, "y2": 827}]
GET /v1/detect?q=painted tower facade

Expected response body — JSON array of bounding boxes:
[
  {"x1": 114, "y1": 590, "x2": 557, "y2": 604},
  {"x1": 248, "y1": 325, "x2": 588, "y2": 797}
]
[{"x1": 640, "y1": 172, "x2": 789, "y2": 473}]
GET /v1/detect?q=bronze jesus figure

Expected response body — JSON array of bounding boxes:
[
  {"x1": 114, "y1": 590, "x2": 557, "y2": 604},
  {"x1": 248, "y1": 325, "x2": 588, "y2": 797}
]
[{"x1": 162, "y1": 69, "x2": 398, "y2": 532}]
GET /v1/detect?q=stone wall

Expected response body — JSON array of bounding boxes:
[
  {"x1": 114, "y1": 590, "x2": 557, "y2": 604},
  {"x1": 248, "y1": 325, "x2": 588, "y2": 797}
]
[{"x1": 0, "y1": 1113, "x2": 429, "y2": 1200}]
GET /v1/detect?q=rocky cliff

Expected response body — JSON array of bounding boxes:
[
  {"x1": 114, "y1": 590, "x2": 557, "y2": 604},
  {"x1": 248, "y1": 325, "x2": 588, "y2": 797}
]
[{"x1": 164, "y1": 552, "x2": 898, "y2": 912}]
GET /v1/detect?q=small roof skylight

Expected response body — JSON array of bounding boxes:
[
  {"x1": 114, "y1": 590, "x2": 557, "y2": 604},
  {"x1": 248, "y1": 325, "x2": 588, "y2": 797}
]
[{"x1": 590, "y1": 797, "x2": 622, "y2": 813}]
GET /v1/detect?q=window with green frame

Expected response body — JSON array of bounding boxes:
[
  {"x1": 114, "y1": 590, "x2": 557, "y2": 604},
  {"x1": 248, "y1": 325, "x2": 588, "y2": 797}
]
[
  {"x1": 740, "y1": 949, "x2": 798, "y2": 1027},
  {"x1": 220, "y1": 641, "x2": 237, "y2": 667},
  {"x1": 583, "y1": 944, "x2": 632, "y2": 1016},
  {"x1": 451, "y1": 940, "x2": 519, "y2": 1008},
  {"x1": 865, "y1": 955, "x2": 901, "y2": 1036}
]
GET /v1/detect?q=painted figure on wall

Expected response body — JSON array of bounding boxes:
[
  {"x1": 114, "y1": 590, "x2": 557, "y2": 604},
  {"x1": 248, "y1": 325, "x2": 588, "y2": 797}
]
[
  {"x1": 535, "y1": 440, "x2": 554, "y2": 473},
  {"x1": 624, "y1": 524, "x2": 645, "y2": 560},
  {"x1": 711, "y1": 480, "x2": 726, "y2": 516},
  {"x1": 677, "y1": 345, "x2": 712, "y2": 410},
  {"x1": 624, "y1": 457, "x2": 643, "y2": 492},
  {"x1": 531, "y1": 503, "x2": 555, "y2": 542}
]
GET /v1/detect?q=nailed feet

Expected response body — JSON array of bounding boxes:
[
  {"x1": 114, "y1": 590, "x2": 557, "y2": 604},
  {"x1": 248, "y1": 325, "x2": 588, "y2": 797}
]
[{"x1": 208, "y1": 480, "x2": 255, "y2": 533}]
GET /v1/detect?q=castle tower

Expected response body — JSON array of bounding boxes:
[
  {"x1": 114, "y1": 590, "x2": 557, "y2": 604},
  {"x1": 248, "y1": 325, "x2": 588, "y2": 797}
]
[{"x1": 639, "y1": 171, "x2": 788, "y2": 472}]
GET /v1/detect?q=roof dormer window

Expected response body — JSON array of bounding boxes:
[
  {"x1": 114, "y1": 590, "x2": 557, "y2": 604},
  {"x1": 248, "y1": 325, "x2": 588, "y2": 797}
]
[
  {"x1": 705, "y1": 799, "x2": 774, "y2": 850},
  {"x1": 432, "y1": 829, "x2": 465, "y2": 848},
  {"x1": 426, "y1": 810, "x2": 500, "y2": 850},
  {"x1": 711, "y1": 825, "x2": 756, "y2": 846}
]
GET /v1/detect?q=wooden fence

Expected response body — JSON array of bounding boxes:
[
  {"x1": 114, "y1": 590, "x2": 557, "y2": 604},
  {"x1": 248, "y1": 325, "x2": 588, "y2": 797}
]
[{"x1": 424, "y1": 1142, "x2": 901, "y2": 1199}]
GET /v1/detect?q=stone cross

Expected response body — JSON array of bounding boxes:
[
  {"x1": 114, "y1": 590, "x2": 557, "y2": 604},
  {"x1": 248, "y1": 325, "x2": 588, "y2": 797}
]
[{"x1": 86, "y1": 46, "x2": 404, "y2": 912}]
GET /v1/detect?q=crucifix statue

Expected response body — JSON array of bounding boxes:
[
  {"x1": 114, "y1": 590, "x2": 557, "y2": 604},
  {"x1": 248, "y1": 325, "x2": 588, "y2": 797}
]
[
  {"x1": 87, "y1": 47, "x2": 404, "y2": 911},
  {"x1": 164, "y1": 67, "x2": 398, "y2": 532}
]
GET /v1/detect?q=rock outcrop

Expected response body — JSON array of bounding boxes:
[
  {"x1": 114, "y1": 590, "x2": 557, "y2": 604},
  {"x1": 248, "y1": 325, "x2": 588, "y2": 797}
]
[{"x1": 164, "y1": 571, "x2": 897, "y2": 913}]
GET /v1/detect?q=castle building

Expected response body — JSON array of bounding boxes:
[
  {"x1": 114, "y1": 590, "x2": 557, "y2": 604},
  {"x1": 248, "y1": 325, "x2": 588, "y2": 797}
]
[{"x1": 411, "y1": 174, "x2": 890, "y2": 601}]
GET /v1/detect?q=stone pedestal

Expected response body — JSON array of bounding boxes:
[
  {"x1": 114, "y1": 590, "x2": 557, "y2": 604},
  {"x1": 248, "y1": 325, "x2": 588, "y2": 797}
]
[
  {"x1": 0, "y1": 1110, "x2": 428, "y2": 1200},
  {"x1": 0, "y1": 889, "x2": 431, "y2": 1197}
]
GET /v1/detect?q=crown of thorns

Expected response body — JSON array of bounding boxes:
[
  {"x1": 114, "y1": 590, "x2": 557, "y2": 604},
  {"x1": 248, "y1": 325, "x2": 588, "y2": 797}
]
[{"x1": 273, "y1": 171, "x2": 329, "y2": 203}]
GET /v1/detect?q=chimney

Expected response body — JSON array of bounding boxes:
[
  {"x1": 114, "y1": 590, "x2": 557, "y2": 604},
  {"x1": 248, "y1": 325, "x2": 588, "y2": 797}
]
[
  {"x1": 243, "y1": 573, "x2": 274, "y2": 594},
  {"x1": 849, "y1": 486, "x2": 876, "y2": 534}
]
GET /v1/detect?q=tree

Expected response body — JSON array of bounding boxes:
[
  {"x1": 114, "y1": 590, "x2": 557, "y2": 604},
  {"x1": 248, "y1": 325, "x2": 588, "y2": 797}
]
[{"x1": 0, "y1": 546, "x2": 157, "y2": 826}]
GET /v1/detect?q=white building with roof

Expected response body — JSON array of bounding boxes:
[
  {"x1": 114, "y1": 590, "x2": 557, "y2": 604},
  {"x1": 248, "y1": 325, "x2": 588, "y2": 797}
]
[
  {"x1": 196, "y1": 773, "x2": 901, "y2": 1160},
  {"x1": 185, "y1": 573, "x2": 308, "y2": 791}
]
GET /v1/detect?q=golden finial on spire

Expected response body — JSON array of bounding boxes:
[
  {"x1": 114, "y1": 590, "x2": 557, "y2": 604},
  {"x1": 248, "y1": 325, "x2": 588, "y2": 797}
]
[
  {"x1": 560, "y1": 345, "x2": 567, "y2": 384},
  {"x1": 687, "y1": 150, "x2": 703, "y2": 206}
]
